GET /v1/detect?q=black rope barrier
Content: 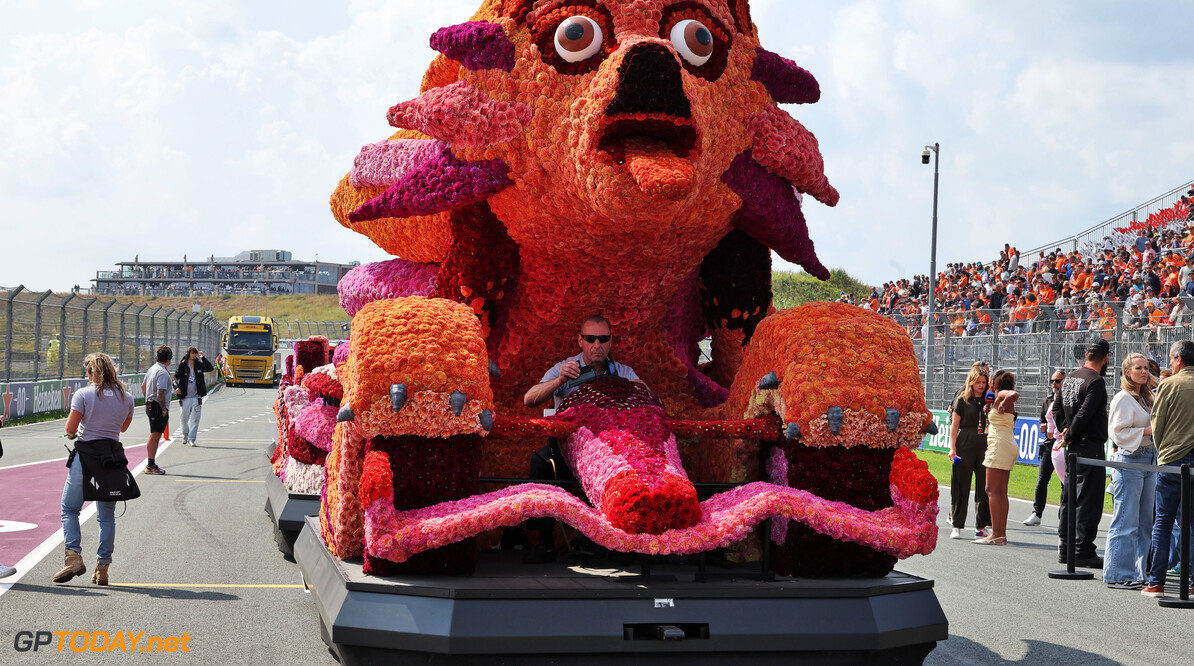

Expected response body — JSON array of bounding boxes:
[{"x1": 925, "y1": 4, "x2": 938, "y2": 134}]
[{"x1": 1048, "y1": 453, "x2": 1194, "y2": 609}]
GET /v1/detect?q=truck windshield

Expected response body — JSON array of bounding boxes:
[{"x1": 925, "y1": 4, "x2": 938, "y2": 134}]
[{"x1": 228, "y1": 330, "x2": 273, "y2": 352}]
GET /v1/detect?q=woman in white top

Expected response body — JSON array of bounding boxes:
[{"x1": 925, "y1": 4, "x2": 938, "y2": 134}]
[{"x1": 1102, "y1": 352, "x2": 1157, "y2": 589}]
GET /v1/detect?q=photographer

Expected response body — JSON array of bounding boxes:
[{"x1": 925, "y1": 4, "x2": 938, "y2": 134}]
[
  {"x1": 523, "y1": 315, "x2": 643, "y2": 410},
  {"x1": 521, "y1": 315, "x2": 644, "y2": 563},
  {"x1": 175, "y1": 346, "x2": 214, "y2": 447}
]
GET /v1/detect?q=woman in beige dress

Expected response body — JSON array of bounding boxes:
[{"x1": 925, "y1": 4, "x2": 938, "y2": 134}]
[{"x1": 977, "y1": 371, "x2": 1018, "y2": 544}]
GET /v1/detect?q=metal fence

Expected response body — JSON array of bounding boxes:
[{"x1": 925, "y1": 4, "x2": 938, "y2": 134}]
[
  {"x1": 1, "y1": 286, "x2": 228, "y2": 382},
  {"x1": 1, "y1": 286, "x2": 356, "y2": 381},
  {"x1": 890, "y1": 301, "x2": 1194, "y2": 411},
  {"x1": 1021, "y1": 180, "x2": 1191, "y2": 259}
]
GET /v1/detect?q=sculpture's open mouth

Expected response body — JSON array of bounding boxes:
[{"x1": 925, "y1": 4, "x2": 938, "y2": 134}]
[
  {"x1": 593, "y1": 114, "x2": 700, "y2": 199},
  {"x1": 597, "y1": 114, "x2": 699, "y2": 163}
]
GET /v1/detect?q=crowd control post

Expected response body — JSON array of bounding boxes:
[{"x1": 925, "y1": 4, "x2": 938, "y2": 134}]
[
  {"x1": 1159, "y1": 464, "x2": 1194, "y2": 609},
  {"x1": 1048, "y1": 451, "x2": 1093, "y2": 580}
]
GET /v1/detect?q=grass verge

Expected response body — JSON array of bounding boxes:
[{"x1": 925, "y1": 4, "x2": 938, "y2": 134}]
[{"x1": 914, "y1": 449, "x2": 1112, "y2": 515}]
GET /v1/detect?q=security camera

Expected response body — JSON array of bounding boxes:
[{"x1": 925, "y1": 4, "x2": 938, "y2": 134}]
[{"x1": 921, "y1": 149, "x2": 931, "y2": 164}]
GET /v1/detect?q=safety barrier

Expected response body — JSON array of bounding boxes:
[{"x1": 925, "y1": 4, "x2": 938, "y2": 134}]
[{"x1": 1049, "y1": 453, "x2": 1194, "y2": 609}]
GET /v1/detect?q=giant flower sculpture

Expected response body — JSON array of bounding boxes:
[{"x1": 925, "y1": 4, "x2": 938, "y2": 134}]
[{"x1": 322, "y1": 0, "x2": 939, "y2": 577}]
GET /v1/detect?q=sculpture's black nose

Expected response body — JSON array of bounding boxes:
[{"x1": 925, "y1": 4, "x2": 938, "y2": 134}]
[{"x1": 604, "y1": 44, "x2": 691, "y2": 118}]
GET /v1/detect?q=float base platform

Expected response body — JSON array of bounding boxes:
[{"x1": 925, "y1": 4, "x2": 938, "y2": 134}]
[
  {"x1": 264, "y1": 471, "x2": 320, "y2": 557},
  {"x1": 295, "y1": 517, "x2": 946, "y2": 665}
]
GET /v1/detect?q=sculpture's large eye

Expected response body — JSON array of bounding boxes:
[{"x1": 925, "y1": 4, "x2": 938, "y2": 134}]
[
  {"x1": 670, "y1": 19, "x2": 714, "y2": 67},
  {"x1": 554, "y1": 16, "x2": 603, "y2": 63}
]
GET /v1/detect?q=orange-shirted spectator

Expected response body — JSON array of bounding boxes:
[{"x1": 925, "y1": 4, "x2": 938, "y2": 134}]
[
  {"x1": 1037, "y1": 283, "x2": 1055, "y2": 303},
  {"x1": 1097, "y1": 303, "x2": 1115, "y2": 328},
  {"x1": 1025, "y1": 294, "x2": 1040, "y2": 320},
  {"x1": 950, "y1": 311, "x2": 966, "y2": 336},
  {"x1": 1072, "y1": 267, "x2": 1092, "y2": 291},
  {"x1": 1147, "y1": 302, "x2": 1165, "y2": 327},
  {"x1": 976, "y1": 308, "x2": 992, "y2": 332},
  {"x1": 1163, "y1": 268, "x2": 1181, "y2": 297}
]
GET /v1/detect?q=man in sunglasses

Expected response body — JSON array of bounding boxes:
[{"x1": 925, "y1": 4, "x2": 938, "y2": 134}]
[
  {"x1": 523, "y1": 315, "x2": 642, "y2": 411},
  {"x1": 520, "y1": 315, "x2": 642, "y2": 563}
]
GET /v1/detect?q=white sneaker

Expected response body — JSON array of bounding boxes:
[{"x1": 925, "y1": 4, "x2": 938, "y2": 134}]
[
  {"x1": 1023, "y1": 512, "x2": 1041, "y2": 526},
  {"x1": 0, "y1": 564, "x2": 17, "y2": 579},
  {"x1": 949, "y1": 528, "x2": 963, "y2": 540},
  {"x1": 189, "y1": 440, "x2": 197, "y2": 447}
]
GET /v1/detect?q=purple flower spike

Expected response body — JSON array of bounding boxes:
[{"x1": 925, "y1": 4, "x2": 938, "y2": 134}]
[
  {"x1": 721, "y1": 151, "x2": 830, "y2": 281},
  {"x1": 751, "y1": 48, "x2": 820, "y2": 105},
  {"x1": 430, "y1": 21, "x2": 515, "y2": 72},
  {"x1": 348, "y1": 144, "x2": 512, "y2": 222}
]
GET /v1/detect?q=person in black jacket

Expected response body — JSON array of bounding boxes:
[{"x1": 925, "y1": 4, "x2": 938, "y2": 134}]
[
  {"x1": 175, "y1": 346, "x2": 214, "y2": 447},
  {"x1": 1053, "y1": 340, "x2": 1111, "y2": 568}
]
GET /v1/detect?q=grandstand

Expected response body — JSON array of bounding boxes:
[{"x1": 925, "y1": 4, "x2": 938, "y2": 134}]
[{"x1": 867, "y1": 182, "x2": 1194, "y2": 410}]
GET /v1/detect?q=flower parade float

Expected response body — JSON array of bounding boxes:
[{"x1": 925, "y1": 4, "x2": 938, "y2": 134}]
[
  {"x1": 264, "y1": 336, "x2": 344, "y2": 556},
  {"x1": 292, "y1": 1, "x2": 947, "y2": 663}
]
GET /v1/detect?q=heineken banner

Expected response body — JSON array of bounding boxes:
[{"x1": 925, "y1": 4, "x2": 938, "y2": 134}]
[{"x1": 1, "y1": 374, "x2": 146, "y2": 421}]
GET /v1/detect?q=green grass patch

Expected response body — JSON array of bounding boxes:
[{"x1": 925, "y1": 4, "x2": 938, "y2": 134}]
[
  {"x1": 771, "y1": 269, "x2": 873, "y2": 309},
  {"x1": 2, "y1": 409, "x2": 71, "y2": 427},
  {"x1": 915, "y1": 449, "x2": 1112, "y2": 514}
]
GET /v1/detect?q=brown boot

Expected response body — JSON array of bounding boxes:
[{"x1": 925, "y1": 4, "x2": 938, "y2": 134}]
[
  {"x1": 52, "y1": 549, "x2": 86, "y2": 583},
  {"x1": 92, "y1": 561, "x2": 109, "y2": 586}
]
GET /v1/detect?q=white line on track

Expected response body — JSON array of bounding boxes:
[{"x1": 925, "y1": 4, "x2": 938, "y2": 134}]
[
  {"x1": 1, "y1": 456, "x2": 71, "y2": 471},
  {"x1": 0, "y1": 439, "x2": 174, "y2": 598}
]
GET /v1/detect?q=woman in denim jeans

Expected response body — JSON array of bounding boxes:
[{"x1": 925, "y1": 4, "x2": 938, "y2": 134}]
[
  {"x1": 55, "y1": 353, "x2": 134, "y2": 586},
  {"x1": 1103, "y1": 353, "x2": 1157, "y2": 589}
]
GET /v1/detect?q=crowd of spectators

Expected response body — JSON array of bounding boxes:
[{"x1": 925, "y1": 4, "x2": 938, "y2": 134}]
[{"x1": 853, "y1": 209, "x2": 1194, "y2": 338}]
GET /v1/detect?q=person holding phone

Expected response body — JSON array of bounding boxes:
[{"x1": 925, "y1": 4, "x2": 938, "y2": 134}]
[
  {"x1": 523, "y1": 315, "x2": 643, "y2": 410},
  {"x1": 521, "y1": 315, "x2": 644, "y2": 563}
]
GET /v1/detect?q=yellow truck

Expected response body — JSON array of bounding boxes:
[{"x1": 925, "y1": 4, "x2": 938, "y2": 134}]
[{"x1": 222, "y1": 316, "x2": 279, "y2": 387}]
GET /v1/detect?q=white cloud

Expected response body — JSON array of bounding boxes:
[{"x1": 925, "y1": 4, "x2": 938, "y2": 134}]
[{"x1": 0, "y1": 0, "x2": 1192, "y2": 297}]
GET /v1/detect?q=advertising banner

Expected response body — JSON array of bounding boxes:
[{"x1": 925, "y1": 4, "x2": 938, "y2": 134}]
[
  {"x1": 922, "y1": 408, "x2": 1114, "y2": 468},
  {"x1": 1, "y1": 373, "x2": 149, "y2": 421},
  {"x1": 921, "y1": 409, "x2": 1046, "y2": 466}
]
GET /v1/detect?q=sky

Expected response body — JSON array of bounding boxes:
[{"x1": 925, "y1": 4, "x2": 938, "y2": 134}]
[{"x1": 1, "y1": 0, "x2": 1192, "y2": 293}]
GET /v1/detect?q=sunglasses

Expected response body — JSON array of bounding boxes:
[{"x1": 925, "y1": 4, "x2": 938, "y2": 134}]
[
  {"x1": 580, "y1": 334, "x2": 611, "y2": 344},
  {"x1": 1050, "y1": 379, "x2": 1063, "y2": 384}
]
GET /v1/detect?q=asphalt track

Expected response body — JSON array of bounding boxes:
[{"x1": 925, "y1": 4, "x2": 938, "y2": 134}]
[{"x1": 1, "y1": 388, "x2": 1190, "y2": 664}]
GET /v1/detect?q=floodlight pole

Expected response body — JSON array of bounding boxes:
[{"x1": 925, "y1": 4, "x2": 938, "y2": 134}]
[{"x1": 923, "y1": 142, "x2": 940, "y2": 403}]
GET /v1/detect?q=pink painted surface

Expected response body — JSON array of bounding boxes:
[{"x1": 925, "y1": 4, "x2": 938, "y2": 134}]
[{"x1": 0, "y1": 444, "x2": 148, "y2": 566}]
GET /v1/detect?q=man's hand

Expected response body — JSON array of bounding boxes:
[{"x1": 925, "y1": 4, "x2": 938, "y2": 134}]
[{"x1": 558, "y1": 360, "x2": 581, "y2": 382}]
